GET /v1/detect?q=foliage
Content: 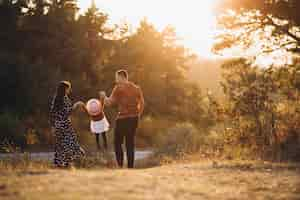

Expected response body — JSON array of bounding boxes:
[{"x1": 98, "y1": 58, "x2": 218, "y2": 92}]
[
  {"x1": 205, "y1": 0, "x2": 300, "y2": 161},
  {"x1": 155, "y1": 123, "x2": 205, "y2": 159},
  {"x1": 214, "y1": 0, "x2": 300, "y2": 57},
  {"x1": 0, "y1": 112, "x2": 26, "y2": 151},
  {"x1": 136, "y1": 116, "x2": 176, "y2": 148},
  {"x1": 0, "y1": 0, "x2": 210, "y2": 148},
  {"x1": 217, "y1": 57, "x2": 300, "y2": 161}
]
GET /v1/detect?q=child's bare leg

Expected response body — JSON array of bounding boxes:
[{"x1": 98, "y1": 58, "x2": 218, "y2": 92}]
[
  {"x1": 102, "y1": 132, "x2": 108, "y2": 150},
  {"x1": 95, "y1": 134, "x2": 101, "y2": 150}
]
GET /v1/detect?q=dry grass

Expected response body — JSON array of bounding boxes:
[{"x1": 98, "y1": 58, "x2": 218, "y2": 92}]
[{"x1": 0, "y1": 160, "x2": 299, "y2": 200}]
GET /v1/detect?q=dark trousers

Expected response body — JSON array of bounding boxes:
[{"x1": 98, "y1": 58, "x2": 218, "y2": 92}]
[
  {"x1": 95, "y1": 132, "x2": 108, "y2": 150},
  {"x1": 114, "y1": 117, "x2": 138, "y2": 168}
]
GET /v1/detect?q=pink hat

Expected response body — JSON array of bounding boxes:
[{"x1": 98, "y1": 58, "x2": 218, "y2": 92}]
[{"x1": 86, "y1": 99, "x2": 102, "y2": 116}]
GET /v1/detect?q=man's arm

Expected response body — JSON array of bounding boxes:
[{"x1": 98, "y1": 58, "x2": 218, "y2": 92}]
[
  {"x1": 100, "y1": 86, "x2": 119, "y2": 107},
  {"x1": 104, "y1": 96, "x2": 114, "y2": 106},
  {"x1": 138, "y1": 87, "x2": 145, "y2": 116},
  {"x1": 99, "y1": 95, "x2": 105, "y2": 108}
]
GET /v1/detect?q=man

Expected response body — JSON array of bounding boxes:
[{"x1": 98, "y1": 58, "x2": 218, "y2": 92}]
[{"x1": 100, "y1": 69, "x2": 144, "y2": 168}]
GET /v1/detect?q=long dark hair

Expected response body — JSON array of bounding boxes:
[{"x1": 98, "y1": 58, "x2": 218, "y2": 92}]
[{"x1": 53, "y1": 81, "x2": 71, "y2": 111}]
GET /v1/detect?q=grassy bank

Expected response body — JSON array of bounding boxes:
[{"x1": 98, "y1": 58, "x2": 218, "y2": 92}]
[{"x1": 0, "y1": 160, "x2": 299, "y2": 200}]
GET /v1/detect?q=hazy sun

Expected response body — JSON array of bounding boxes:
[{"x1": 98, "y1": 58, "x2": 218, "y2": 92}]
[{"x1": 78, "y1": 0, "x2": 217, "y2": 57}]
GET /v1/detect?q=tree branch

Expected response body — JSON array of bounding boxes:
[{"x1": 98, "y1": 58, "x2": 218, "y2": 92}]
[{"x1": 266, "y1": 15, "x2": 300, "y2": 45}]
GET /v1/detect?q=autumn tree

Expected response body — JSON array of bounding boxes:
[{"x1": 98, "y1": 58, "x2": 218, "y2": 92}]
[
  {"x1": 214, "y1": 0, "x2": 300, "y2": 56},
  {"x1": 212, "y1": 1, "x2": 300, "y2": 160}
]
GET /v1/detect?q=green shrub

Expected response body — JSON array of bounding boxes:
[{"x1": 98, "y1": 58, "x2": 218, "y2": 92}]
[
  {"x1": 0, "y1": 112, "x2": 26, "y2": 152},
  {"x1": 136, "y1": 116, "x2": 176, "y2": 148},
  {"x1": 155, "y1": 123, "x2": 204, "y2": 158}
]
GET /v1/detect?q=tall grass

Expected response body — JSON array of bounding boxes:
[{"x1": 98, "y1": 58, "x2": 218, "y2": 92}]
[{"x1": 0, "y1": 155, "x2": 51, "y2": 171}]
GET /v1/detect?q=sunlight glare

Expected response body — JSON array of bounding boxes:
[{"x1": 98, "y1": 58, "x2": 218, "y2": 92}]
[{"x1": 78, "y1": 0, "x2": 217, "y2": 57}]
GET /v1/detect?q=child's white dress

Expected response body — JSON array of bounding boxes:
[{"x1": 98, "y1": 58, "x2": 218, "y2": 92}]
[{"x1": 90, "y1": 116, "x2": 110, "y2": 134}]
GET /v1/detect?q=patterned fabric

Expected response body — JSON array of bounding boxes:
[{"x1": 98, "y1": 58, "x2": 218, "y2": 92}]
[{"x1": 50, "y1": 96, "x2": 84, "y2": 167}]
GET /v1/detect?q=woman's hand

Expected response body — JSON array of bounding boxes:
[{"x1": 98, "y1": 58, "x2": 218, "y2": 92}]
[{"x1": 73, "y1": 101, "x2": 85, "y2": 110}]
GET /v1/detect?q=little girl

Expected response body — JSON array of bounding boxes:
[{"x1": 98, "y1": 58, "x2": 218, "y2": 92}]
[{"x1": 84, "y1": 96, "x2": 109, "y2": 150}]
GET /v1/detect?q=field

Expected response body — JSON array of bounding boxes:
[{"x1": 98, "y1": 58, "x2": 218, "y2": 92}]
[{"x1": 0, "y1": 160, "x2": 300, "y2": 200}]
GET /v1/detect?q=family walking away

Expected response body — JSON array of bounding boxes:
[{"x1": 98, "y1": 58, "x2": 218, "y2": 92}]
[{"x1": 49, "y1": 69, "x2": 144, "y2": 168}]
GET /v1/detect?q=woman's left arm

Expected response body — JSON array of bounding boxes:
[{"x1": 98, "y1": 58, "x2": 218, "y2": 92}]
[{"x1": 73, "y1": 101, "x2": 84, "y2": 110}]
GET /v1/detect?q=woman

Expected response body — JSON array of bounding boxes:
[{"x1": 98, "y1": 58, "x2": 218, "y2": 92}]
[{"x1": 49, "y1": 81, "x2": 85, "y2": 167}]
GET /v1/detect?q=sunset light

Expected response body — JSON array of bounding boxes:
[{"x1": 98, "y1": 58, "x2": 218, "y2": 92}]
[
  {"x1": 2, "y1": 0, "x2": 300, "y2": 199},
  {"x1": 78, "y1": 0, "x2": 217, "y2": 57}
]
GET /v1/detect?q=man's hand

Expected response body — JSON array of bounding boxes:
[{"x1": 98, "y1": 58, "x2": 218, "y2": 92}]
[{"x1": 99, "y1": 91, "x2": 106, "y2": 99}]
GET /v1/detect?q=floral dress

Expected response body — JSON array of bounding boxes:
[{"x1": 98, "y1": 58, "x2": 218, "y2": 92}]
[{"x1": 50, "y1": 96, "x2": 84, "y2": 167}]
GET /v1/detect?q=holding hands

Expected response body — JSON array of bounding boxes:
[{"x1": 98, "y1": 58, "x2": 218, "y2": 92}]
[
  {"x1": 72, "y1": 90, "x2": 107, "y2": 111},
  {"x1": 73, "y1": 101, "x2": 85, "y2": 110},
  {"x1": 99, "y1": 91, "x2": 106, "y2": 99}
]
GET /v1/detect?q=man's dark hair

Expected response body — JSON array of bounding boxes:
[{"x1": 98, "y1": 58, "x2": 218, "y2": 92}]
[{"x1": 117, "y1": 69, "x2": 128, "y2": 79}]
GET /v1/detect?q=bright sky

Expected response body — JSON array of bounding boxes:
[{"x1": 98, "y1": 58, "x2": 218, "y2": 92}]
[{"x1": 77, "y1": 0, "x2": 217, "y2": 57}]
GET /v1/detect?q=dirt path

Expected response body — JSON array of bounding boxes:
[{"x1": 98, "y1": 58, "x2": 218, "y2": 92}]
[
  {"x1": 0, "y1": 150, "x2": 153, "y2": 161},
  {"x1": 0, "y1": 161, "x2": 299, "y2": 200}
]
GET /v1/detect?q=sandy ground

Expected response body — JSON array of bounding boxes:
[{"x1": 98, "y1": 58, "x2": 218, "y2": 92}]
[{"x1": 0, "y1": 161, "x2": 299, "y2": 200}]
